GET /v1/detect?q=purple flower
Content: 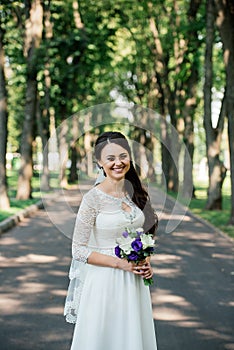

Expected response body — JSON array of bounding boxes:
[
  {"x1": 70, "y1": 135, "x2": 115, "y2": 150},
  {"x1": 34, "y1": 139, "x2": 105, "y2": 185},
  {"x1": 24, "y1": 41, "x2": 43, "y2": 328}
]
[
  {"x1": 146, "y1": 246, "x2": 154, "y2": 254},
  {"x1": 128, "y1": 252, "x2": 138, "y2": 261},
  {"x1": 115, "y1": 245, "x2": 122, "y2": 258},
  {"x1": 131, "y1": 238, "x2": 143, "y2": 252},
  {"x1": 122, "y1": 231, "x2": 129, "y2": 238}
]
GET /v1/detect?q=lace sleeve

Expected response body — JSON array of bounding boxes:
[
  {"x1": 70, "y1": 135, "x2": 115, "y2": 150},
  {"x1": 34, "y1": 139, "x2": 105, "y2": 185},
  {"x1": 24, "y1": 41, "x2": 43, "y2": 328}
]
[{"x1": 72, "y1": 190, "x2": 98, "y2": 263}]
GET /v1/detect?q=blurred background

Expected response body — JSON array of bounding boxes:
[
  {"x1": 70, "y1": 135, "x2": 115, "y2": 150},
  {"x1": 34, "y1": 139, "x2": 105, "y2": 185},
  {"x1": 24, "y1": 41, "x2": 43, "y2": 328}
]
[{"x1": 0, "y1": 0, "x2": 233, "y2": 238}]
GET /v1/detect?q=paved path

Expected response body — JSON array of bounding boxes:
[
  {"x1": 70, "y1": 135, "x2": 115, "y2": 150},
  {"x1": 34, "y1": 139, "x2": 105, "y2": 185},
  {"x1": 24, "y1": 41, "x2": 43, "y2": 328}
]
[{"x1": 0, "y1": 183, "x2": 233, "y2": 350}]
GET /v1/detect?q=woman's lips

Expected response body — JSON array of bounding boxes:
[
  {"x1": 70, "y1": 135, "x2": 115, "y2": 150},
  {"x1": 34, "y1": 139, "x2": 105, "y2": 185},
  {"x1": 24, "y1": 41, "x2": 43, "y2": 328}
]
[{"x1": 112, "y1": 167, "x2": 125, "y2": 173}]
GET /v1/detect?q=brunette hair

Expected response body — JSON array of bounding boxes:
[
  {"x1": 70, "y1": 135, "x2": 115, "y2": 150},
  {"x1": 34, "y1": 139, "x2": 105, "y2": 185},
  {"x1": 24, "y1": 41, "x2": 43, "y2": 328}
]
[{"x1": 94, "y1": 131, "x2": 158, "y2": 236}]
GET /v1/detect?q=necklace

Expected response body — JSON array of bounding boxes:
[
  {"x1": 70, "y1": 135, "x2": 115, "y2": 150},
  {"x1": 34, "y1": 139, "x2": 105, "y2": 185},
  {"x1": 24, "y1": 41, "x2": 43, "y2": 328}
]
[
  {"x1": 95, "y1": 188, "x2": 137, "y2": 223},
  {"x1": 121, "y1": 196, "x2": 137, "y2": 224}
]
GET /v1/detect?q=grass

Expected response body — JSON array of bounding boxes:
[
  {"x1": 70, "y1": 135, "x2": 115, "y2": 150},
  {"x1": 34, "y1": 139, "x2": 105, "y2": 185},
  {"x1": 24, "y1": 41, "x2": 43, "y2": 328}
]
[
  {"x1": 0, "y1": 199, "x2": 39, "y2": 221},
  {"x1": 168, "y1": 177, "x2": 233, "y2": 239},
  {"x1": 0, "y1": 170, "x2": 60, "y2": 222}
]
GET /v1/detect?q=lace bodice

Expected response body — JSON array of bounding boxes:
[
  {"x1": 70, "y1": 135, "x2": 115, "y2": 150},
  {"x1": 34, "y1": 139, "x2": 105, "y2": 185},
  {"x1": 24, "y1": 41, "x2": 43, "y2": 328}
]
[{"x1": 72, "y1": 187, "x2": 145, "y2": 263}]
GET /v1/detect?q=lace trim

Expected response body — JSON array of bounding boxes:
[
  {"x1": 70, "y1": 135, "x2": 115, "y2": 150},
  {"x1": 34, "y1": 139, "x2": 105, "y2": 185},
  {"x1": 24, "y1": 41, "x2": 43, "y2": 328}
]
[
  {"x1": 64, "y1": 284, "x2": 84, "y2": 324},
  {"x1": 64, "y1": 248, "x2": 116, "y2": 324},
  {"x1": 95, "y1": 187, "x2": 128, "y2": 201},
  {"x1": 94, "y1": 188, "x2": 137, "y2": 223}
]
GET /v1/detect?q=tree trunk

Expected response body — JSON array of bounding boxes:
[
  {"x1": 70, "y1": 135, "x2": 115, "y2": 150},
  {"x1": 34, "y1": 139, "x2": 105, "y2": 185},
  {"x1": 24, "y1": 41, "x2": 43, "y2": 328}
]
[
  {"x1": 227, "y1": 107, "x2": 234, "y2": 224},
  {"x1": 183, "y1": 113, "x2": 195, "y2": 198},
  {"x1": 148, "y1": 8, "x2": 180, "y2": 192},
  {"x1": 16, "y1": 0, "x2": 43, "y2": 199},
  {"x1": 182, "y1": 0, "x2": 202, "y2": 198},
  {"x1": 39, "y1": 0, "x2": 53, "y2": 191},
  {"x1": 36, "y1": 96, "x2": 50, "y2": 191},
  {"x1": 169, "y1": 114, "x2": 180, "y2": 193},
  {"x1": 145, "y1": 133, "x2": 156, "y2": 182},
  {"x1": 131, "y1": 128, "x2": 143, "y2": 177},
  {"x1": 83, "y1": 113, "x2": 93, "y2": 178},
  {"x1": 214, "y1": 0, "x2": 234, "y2": 223},
  {"x1": 160, "y1": 118, "x2": 173, "y2": 189},
  {"x1": 69, "y1": 115, "x2": 79, "y2": 183},
  {"x1": 203, "y1": 0, "x2": 226, "y2": 210},
  {"x1": 0, "y1": 21, "x2": 10, "y2": 210},
  {"x1": 58, "y1": 106, "x2": 68, "y2": 188}
]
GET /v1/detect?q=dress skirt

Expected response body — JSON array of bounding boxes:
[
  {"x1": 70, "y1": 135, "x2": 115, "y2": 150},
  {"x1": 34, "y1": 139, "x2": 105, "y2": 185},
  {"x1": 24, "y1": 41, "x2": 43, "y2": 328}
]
[{"x1": 69, "y1": 263, "x2": 157, "y2": 350}]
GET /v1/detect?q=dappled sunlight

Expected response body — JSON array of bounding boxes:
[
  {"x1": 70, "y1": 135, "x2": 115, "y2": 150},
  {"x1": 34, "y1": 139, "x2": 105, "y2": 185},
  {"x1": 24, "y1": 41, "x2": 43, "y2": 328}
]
[
  {"x1": 212, "y1": 253, "x2": 233, "y2": 260},
  {"x1": 197, "y1": 328, "x2": 232, "y2": 341},
  {"x1": 0, "y1": 254, "x2": 58, "y2": 266},
  {"x1": 16, "y1": 253, "x2": 58, "y2": 263},
  {"x1": 48, "y1": 270, "x2": 67, "y2": 277},
  {"x1": 17, "y1": 270, "x2": 38, "y2": 281},
  {"x1": 18, "y1": 281, "x2": 48, "y2": 293},
  {"x1": 155, "y1": 253, "x2": 182, "y2": 262},
  {"x1": 0, "y1": 184, "x2": 233, "y2": 349},
  {"x1": 176, "y1": 249, "x2": 193, "y2": 256},
  {"x1": 51, "y1": 289, "x2": 67, "y2": 296},
  {"x1": 150, "y1": 202, "x2": 234, "y2": 350},
  {"x1": 41, "y1": 306, "x2": 63, "y2": 315},
  {"x1": 152, "y1": 289, "x2": 196, "y2": 322},
  {"x1": 225, "y1": 344, "x2": 234, "y2": 350},
  {"x1": 156, "y1": 268, "x2": 181, "y2": 276},
  {"x1": 175, "y1": 320, "x2": 204, "y2": 328},
  {"x1": 0, "y1": 295, "x2": 23, "y2": 314},
  {"x1": 154, "y1": 306, "x2": 192, "y2": 321},
  {"x1": 0, "y1": 236, "x2": 19, "y2": 245},
  {"x1": 155, "y1": 292, "x2": 195, "y2": 307}
]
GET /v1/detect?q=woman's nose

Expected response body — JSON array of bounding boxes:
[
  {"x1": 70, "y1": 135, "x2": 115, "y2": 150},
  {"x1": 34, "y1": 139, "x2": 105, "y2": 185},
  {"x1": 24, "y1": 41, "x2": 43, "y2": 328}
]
[{"x1": 115, "y1": 157, "x2": 122, "y2": 165}]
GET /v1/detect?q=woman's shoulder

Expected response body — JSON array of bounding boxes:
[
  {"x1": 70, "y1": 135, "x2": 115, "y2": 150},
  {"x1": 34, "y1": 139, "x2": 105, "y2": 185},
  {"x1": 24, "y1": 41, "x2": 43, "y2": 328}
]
[{"x1": 81, "y1": 186, "x2": 100, "y2": 205}]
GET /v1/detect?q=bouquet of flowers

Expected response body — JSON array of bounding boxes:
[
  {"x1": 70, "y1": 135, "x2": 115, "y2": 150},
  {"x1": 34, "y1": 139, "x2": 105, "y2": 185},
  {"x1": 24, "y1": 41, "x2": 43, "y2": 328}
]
[{"x1": 114, "y1": 227, "x2": 155, "y2": 286}]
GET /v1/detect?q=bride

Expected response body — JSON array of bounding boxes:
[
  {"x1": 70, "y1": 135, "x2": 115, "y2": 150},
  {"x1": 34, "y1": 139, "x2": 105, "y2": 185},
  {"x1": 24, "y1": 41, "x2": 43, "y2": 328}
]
[{"x1": 64, "y1": 131, "x2": 158, "y2": 350}]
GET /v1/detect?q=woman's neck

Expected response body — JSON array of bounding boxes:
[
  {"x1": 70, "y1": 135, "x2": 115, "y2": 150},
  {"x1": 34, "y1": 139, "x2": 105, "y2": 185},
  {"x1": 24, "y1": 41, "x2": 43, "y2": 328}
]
[{"x1": 102, "y1": 178, "x2": 126, "y2": 196}]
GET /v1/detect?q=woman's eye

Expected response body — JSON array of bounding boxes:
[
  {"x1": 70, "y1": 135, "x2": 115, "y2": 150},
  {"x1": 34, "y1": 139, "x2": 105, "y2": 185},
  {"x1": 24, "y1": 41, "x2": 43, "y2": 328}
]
[
  {"x1": 107, "y1": 157, "x2": 115, "y2": 162},
  {"x1": 120, "y1": 154, "x2": 127, "y2": 159}
]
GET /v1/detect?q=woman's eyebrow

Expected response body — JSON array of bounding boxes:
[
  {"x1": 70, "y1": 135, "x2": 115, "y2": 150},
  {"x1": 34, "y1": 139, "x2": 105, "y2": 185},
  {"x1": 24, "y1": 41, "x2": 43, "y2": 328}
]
[{"x1": 106, "y1": 152, "x2": 128, "y2": 157}]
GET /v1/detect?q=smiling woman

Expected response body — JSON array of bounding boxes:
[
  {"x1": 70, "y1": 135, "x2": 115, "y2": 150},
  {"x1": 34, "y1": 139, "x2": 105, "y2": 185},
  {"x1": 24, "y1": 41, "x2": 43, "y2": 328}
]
[
  {"x1": 97, "y1": 143, "x2": 131, "y2": 187},
  {"x1": 64, "y1": 131, "x2": 158, "y2": 350}
]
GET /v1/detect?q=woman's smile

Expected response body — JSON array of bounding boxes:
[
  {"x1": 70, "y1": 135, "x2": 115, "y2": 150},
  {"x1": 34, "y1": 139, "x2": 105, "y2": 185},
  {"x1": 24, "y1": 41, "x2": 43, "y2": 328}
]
[
  {"x1": 99, "y1": 143, "x2": 131, "y2": 180},
  {"x1": 111, "y1": 166, "x2": 125, "y2": 173}
]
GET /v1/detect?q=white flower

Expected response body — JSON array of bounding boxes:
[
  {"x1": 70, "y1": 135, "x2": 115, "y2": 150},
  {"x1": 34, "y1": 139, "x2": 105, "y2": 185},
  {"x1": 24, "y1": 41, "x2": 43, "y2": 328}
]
[
  {"x1": 136, "y1": 227, "x2": 144, "y2": 234},
  {"x1": 116, "y1": 236, "x2": 134, "y2": 254},
  {"x1": 116, "y1": 235, "x2": 132, "y2": 245},
  {"x1": 119, "y1": 242, "x2": 133, "y2": 254},
  {"x1": 141, "y1": 234, "x2": 155, "y2": 249}
]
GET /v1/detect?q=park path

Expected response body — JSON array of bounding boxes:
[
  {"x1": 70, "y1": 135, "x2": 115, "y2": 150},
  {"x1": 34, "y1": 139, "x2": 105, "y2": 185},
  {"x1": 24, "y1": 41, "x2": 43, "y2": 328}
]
[{"x1": 0, "y1": 182, "x2": 233, "y2": 350}]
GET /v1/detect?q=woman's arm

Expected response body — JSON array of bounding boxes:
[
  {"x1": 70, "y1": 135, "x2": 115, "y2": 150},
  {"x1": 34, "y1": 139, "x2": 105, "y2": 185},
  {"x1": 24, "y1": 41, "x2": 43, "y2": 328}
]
[{"x1": 87, "y1": 251, "x2": 153, "y2": 279}]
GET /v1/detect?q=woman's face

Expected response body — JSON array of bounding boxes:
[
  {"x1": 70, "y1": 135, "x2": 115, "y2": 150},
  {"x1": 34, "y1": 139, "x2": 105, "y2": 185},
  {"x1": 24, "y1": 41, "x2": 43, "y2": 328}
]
[{"x1": 99, "y1": 143, "x2": 131, "y2": 181}]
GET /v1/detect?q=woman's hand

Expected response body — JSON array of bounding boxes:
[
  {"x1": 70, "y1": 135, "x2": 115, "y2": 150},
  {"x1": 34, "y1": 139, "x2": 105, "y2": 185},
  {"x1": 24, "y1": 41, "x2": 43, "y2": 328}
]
[
  {"x1": 116, "y1": 258, "x2": 154, "y2": 280},
  {"x1": 116, "y1": 258, "x2": 137, "y2": 273},
  {"x1": 133, "y1": 261, "x2": 154, "y2": 280}
]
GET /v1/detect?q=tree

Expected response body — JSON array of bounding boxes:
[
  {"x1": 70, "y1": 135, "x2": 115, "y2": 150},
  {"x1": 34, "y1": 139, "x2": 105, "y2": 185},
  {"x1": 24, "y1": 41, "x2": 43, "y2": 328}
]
[
  {"x1": 204, "y1": 0, "x2": 227, "y2": 210},
  {"x1": 107, "y1": 0, "x2": 203, "y2": 196},
  {"x1": 16, "y1": 0, "x2": 43, "y2": 199},
  {"x1": 38, "y1": 0, "x2": 53, "y2": 191},
  {"x1": 0, "y1": 11, "x2": 10, "y2": 210},
  {"x1": 214, "y1": 0, "x2": 234, "y2": 223}
]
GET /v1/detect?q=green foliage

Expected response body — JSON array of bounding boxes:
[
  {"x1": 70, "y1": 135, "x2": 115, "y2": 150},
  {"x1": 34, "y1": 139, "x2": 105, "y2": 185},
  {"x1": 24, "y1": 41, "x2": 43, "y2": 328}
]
[
  {"x1": 1, "y1": 0, "x2": 230, "y2": 218},
  {"x1": 1, "y1": 2, "x2": 26, "y2": 152},
  {"x1": 191, "y1": 178, "x2": 233, "y2": 238},
  {"x1": 168, "y1": 178, "x2": 233, "y2": 238}
]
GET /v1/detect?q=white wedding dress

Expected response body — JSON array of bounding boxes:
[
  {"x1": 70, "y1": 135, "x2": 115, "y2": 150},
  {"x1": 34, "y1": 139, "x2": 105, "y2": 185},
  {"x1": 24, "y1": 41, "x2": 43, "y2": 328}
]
[{"x1": 64, "y1": 187, "x2": 157, "y2": 350}]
